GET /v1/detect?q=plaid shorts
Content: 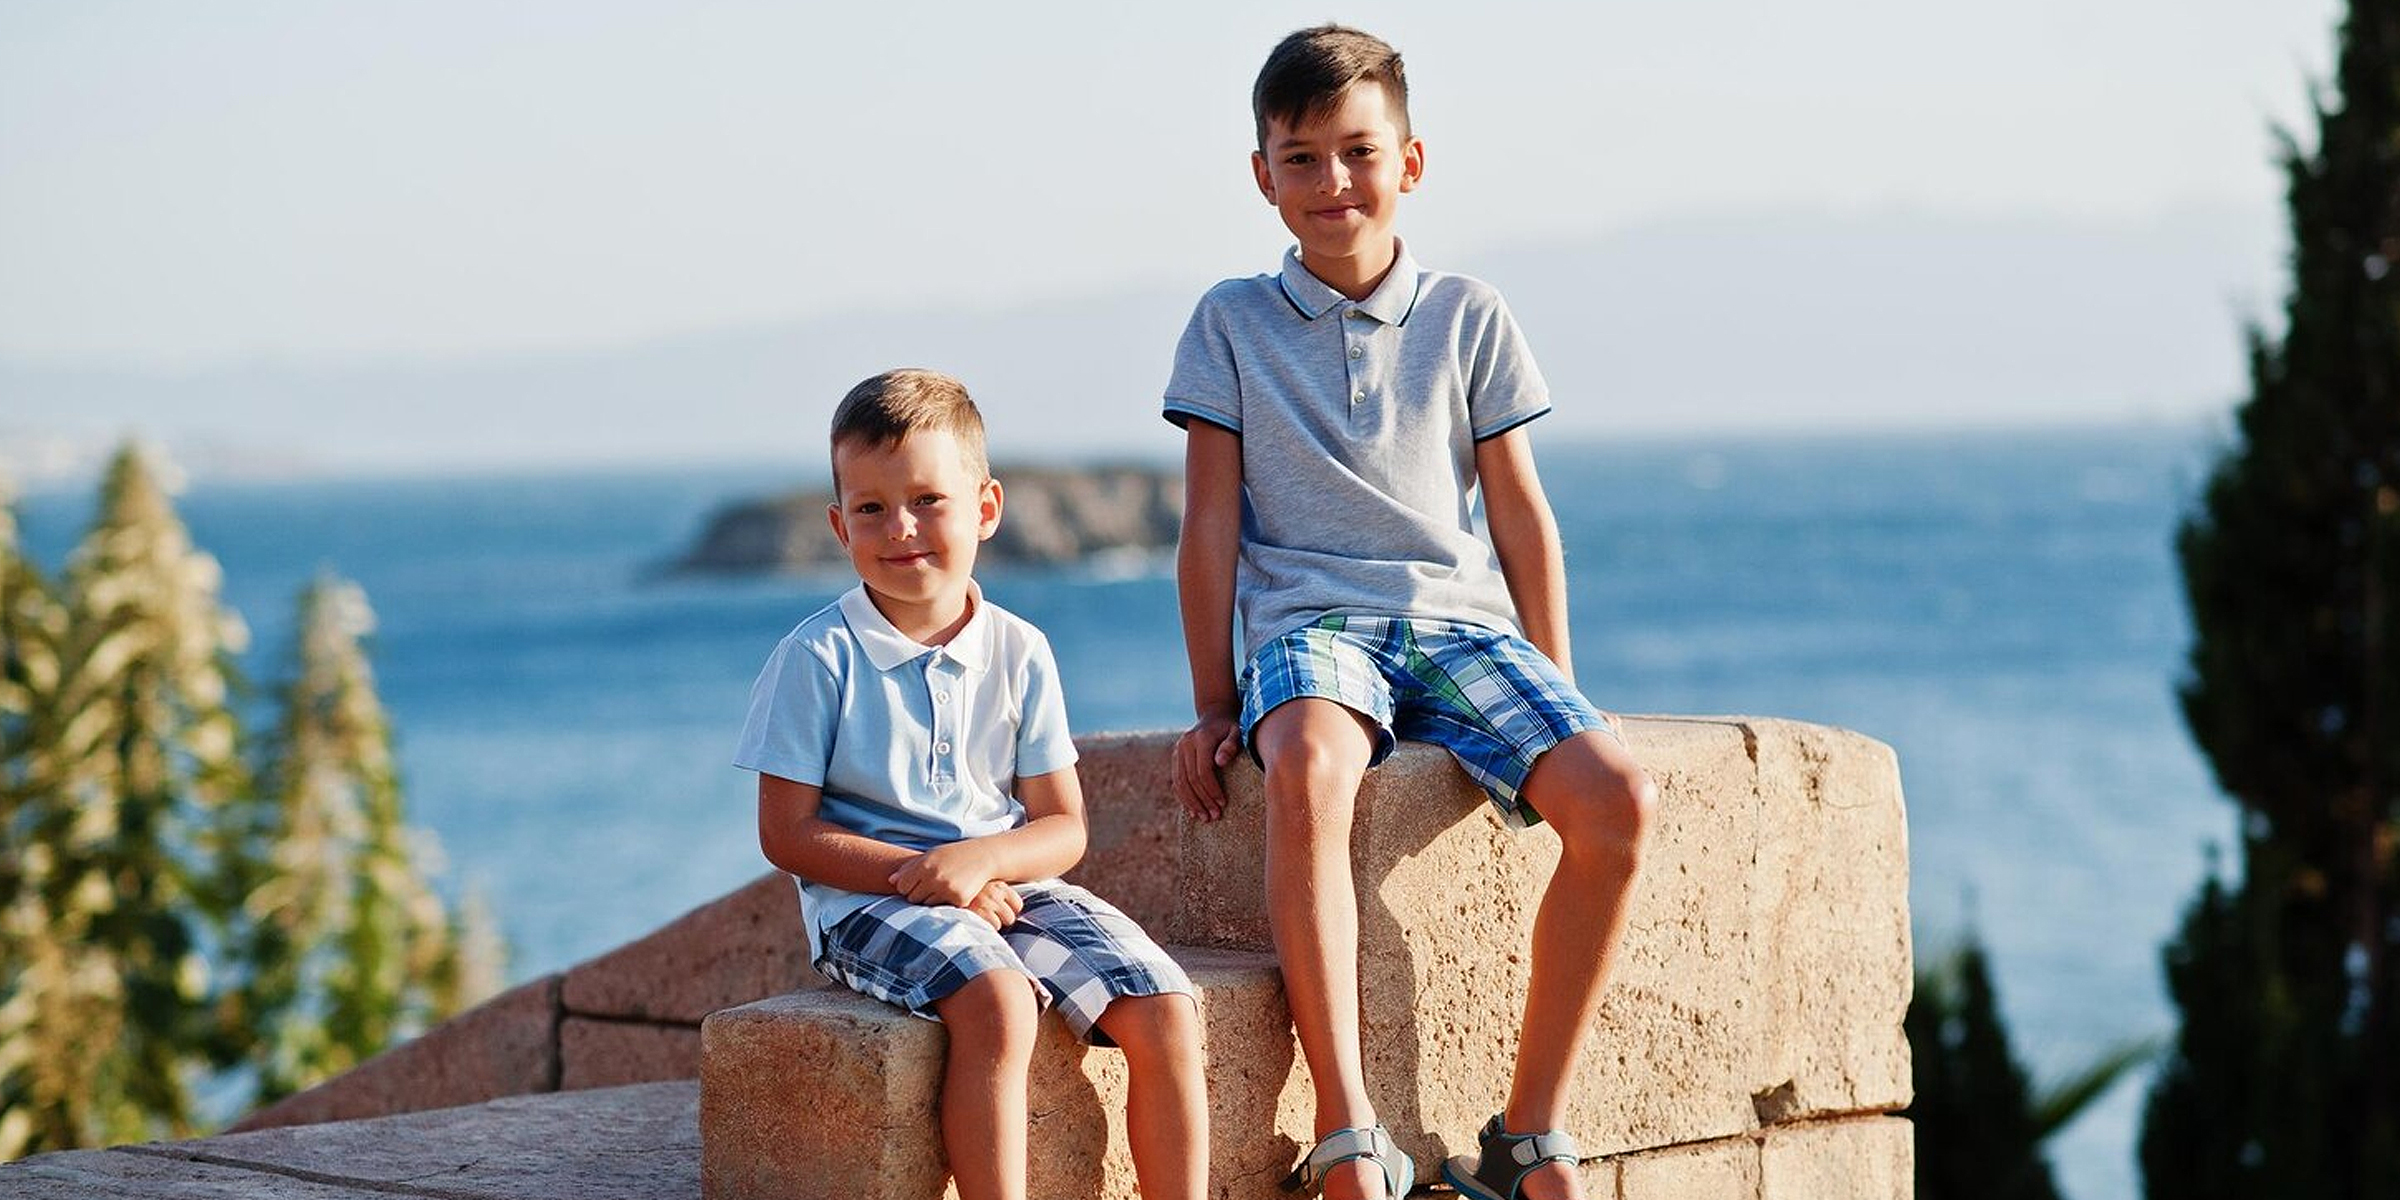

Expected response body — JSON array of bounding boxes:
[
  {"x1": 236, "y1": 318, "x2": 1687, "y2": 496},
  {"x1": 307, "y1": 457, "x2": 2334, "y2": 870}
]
[
  {"x1": 1239, "y1": 614, "x2": 1618, "y2": 829},
  {"x1": 815, "y1": 881, "x2": 1194, "y2": 1046}
]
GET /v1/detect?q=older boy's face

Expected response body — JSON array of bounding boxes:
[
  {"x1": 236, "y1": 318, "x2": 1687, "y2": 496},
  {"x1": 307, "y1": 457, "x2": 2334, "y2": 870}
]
[
  {"x1": 1252, "y1": 82, "x2": 1423, "y2": 281},
  {"x1": 827, "y1": 430, "x2": 1000, "y2": 637}
]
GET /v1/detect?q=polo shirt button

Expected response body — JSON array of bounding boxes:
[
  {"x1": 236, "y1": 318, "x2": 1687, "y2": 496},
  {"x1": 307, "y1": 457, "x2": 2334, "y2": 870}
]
[
  {"x1": 936, "y1": 741, "x2": 951, "y2": 754},
  {"x1": 1349, "y1": 345, "x2": 1363, "y2": 359},
  {"x1": 935, "y1": 691, "x2": 950, "y2": 704},
  {"x1": 1352, "y1": 390, "x2": 1365, "y2": 403}
]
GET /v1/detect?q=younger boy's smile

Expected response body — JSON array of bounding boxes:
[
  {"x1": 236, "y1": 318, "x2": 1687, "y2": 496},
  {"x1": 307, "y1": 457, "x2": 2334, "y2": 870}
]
[{"x1": 827, "y1": 429, "x2": 1002, "y2": 645}]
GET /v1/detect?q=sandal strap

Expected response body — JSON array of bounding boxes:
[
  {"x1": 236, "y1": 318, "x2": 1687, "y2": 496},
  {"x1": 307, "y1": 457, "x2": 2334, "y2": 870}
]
[
  {"x1": 1282, "y1": 1124, "x2": 1404, "y2": 1196},
  {"x1": 1467, "y1": 1115, "x2": 1580, "y2": 1200}
]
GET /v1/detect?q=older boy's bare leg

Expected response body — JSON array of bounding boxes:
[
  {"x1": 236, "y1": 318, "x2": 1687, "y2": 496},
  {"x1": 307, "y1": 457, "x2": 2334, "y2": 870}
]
[
  {"x1": 932, "y1": 970, "x2": 1042, "y2": 1200},
  {"x1": 1095, "y1": 993, "x2": 1209, "y2": 1200},
  {"x1": 1251, "y1": 699, "x2": 1386, "y2": 1200},
  {"x1": 1504, "y1": 731, "x2": 1655, "y2": 1200}
]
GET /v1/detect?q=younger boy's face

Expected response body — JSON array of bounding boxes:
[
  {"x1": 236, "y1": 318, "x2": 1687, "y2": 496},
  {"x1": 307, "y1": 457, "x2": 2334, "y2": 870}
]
[
  {"x1": 1252, "y1": 82, "x2": 1423, "y2": 277},
  {"x1": 827, "y1": 429, "x2": 1001, "y2": 634}
]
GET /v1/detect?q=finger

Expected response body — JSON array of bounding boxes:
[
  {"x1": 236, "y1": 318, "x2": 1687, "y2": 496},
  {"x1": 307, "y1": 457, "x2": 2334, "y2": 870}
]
[
  {"x1": 1215, "y1": 729, "x2": 1240, "y2": 767},
  {"x1": 1002, "y1": 886, "x2": 1024, "y2": 915}
]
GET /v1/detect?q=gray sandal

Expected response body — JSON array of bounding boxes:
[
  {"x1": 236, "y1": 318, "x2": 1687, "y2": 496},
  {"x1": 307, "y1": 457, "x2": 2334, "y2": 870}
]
[
  {"x1": 1440, "y1": 1115, "x2": 1580, "y2": 1200},
  {"x1": 1281, "y1": 1124, "x2": 1416, "y2": 1198}
]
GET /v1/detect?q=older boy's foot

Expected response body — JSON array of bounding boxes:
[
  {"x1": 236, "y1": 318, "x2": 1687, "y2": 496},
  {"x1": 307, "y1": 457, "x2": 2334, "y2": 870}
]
[
  {"x1": 1283, "y1": 1125, "x2": 1412, "y2": 1200},
  {"x1": 1440, "y1": 1116, "x2": 1580, "y2": 1200}
]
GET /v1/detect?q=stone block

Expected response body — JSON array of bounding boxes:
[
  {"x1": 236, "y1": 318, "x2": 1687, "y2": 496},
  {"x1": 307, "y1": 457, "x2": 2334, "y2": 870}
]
[
  {"x1": 562, "y1": 1016, "x2": 704, "y2": 1090},
  {"x1": 1616, "y1": 1133, "x2": 1763, "y2": 1200},
  {"x1": 1760, "y1": 1117, "x2": 1913, "y2": 1200},
  {"x1": 701, "y1": 946, "x2": 1310, "y2": 1200},
  {"x1": 0, "y1": 1148, "x2": 390, "y2": 1198},
  {"x1": 1169, "y1": 717, "x2": 1912, "y2": 1162},
  {"x1": 1067, "y1": 731, "x2": 1185, "y2": 933},
  {"x1": 229, "y1": 974, "x2": 563, "y2": 1132},
  {"x1": 564, "y1": 872, "x2": 821, "y2": 1024},
  {"x1": 141, "y1": 1081, "x2": 699, "y2": 1200}
]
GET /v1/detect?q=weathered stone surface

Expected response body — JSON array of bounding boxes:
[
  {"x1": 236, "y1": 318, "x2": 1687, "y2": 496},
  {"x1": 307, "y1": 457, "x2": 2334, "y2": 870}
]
[
  {"x1": 563, "y1": 872, "x2": 821, "y2": 1024},
  {"x1": 1616, "y1": 1133, "x2": 1763, "y2": 1199},
  {"x1": 1068, "y1": 731, "x2": 1185, "y2": 933},
  {"x1": 1760, "y1": 1117, "x2": 1913, "y2": 1200},
  {"x1": 701, "y1": 988, "x2": 947, "y2": 1200},
  {"x1": 230, "y1": 974, "x2": 563, "y2": 1132},
  {"x1": 701, "y1": 946, "x2": 1307, "y2": 1200},
  {"x1": 562, "y1": 1016, "x2": 704, "y2": 1090},
  {"x1": 129, "y1": 1082, "x2": 698, "y2": 1200},
  {"x1": 1168, "y1": 717, "x2": 1912, "y2": 1163},
  {"x1": 0, "y1": 1147, "x2": 391, "y2": 1198}
]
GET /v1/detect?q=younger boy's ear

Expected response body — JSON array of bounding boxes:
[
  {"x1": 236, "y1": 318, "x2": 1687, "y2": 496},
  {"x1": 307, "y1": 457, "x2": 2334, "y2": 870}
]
[
  {"x1": 826, "y1": 502, "x2": 851, "y2": 548},
  {"x1": 976, "y1": 477, "x2": 1004, "y2": 541},
  {"x1": 1251, "y1": 150, "x2": 1276, "y2": 204},
  {"x1": 1398, "y1": 137, "x2": 1425, "y2": 194}
]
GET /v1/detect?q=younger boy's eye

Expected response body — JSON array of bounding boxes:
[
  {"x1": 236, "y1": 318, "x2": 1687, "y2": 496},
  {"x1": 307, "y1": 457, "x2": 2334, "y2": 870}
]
[{"x1": 914, "y1": 493, "x2": 944, "y2": 508}]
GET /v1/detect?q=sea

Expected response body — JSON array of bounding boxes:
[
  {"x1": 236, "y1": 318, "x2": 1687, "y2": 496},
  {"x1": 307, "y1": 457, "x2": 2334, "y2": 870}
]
[{"x1": 11, "y1": 422, "x2": 2233, "y2": 1200}]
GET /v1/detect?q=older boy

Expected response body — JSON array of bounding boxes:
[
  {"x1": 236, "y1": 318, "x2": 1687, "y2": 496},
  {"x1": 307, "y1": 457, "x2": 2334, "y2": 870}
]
[
  {"x1": 1165, "y1": 27, "x2": 1654, "y2": 1200},
  {"x1": 738, "y1": 369, "x2": 1207, "y2": 1200}
]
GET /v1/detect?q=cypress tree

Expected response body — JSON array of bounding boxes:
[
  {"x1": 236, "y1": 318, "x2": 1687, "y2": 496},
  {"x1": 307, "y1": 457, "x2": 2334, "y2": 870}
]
[
  {"x1": 1908, "y1": 940, "x2": 2066, "y2": 1200},
  {"x1": 230, "y1": 575, "x2": 498, "y2": 1101},
  {"x1": 2143, "y1": 2, "x2": 2400, "y2": 1194},
  {"x1": 0, "y1": 446, "x2": 253, "y2": 1151}
]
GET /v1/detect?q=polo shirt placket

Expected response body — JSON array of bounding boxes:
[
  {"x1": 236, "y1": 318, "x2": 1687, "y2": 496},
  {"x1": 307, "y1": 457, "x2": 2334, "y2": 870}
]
[{"x1": 924, "y1": 653, "x2": 962, "y2": 789}]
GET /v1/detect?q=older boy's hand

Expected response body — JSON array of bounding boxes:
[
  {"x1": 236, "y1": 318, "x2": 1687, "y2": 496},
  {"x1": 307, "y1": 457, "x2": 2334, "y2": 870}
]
[
  {"x1": 964, "y1": 880, "x2": 1023, "y2": 930},
  {"x1": 1172, "y1": 713, "x2": 1241, "y2": 822},
  {"x1": 891, "y1": 842, "x2": 996, "y2": 908}
]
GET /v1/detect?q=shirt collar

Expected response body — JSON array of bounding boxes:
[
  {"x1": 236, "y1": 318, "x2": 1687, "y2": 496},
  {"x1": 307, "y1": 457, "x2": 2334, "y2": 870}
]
[
  {"x1": 837, "y1": 583, "x2": 994, "y2": 673},
  {"x1": 1276, "y1": 238, "x2": 1422, "y2": 326}
]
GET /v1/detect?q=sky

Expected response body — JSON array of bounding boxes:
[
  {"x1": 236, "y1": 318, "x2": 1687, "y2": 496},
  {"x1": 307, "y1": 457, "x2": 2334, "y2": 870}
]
[{"x1": 0, "y1": 0, "x2": 2352, "y2": 475}]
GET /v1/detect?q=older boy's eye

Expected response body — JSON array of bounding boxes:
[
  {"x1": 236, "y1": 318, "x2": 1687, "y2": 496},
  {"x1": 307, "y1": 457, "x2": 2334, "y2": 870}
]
[
  {"x1": 914, "y1": 493, "x2": 944, "y2": 507},
  {"x1": 854, "y1": 502, "x2": 882, "y2": 515}
]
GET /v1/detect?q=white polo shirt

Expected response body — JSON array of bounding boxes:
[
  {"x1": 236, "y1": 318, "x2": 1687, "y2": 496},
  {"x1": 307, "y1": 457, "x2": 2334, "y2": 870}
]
[
  {"x1": 732, "y1": 584, "x2": 1079, "y2": 959},
  {"x1": 1163, "y1": 240, "x2": 1553, "y2": 660}
]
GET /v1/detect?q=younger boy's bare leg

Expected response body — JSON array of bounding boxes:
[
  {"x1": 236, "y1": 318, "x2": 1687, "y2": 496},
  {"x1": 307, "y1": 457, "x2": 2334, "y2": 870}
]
[
  {"x1": 1251, "y1": 699, "x2": 1386, "y2": 1200},
  {"x1": 1503, "y1": 730, "x2": 1654, "y2": 1200},
  {"x1": 1095, "y1": 993, "x2": 1209, "y2": 1200},
  {"x1": 932, "y1": 970, "x2": 1042, "y2": 1200}
]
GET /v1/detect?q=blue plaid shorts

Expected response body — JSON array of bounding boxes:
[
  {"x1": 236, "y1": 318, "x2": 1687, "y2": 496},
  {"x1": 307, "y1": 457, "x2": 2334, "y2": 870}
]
[
  {"x1": 814, "y1": 881, "x2": 1193, "y2": 1045},
  {"x1": 1239, "y1": 614, "x2": 1618, "y2": 829}
]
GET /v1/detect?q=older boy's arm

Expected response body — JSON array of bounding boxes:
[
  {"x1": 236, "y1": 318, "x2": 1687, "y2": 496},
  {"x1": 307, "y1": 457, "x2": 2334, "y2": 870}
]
[
  {"x1": 1477, "y1": 427, "x2": 1575, "y2": 684},
  {"x1": 890, "y1": 767, "x2": 1089, "y2": 904},
  {"x1": 756, "y1": 772, "x2": 916, "y2": 894},
  {"x1": 1174, "y1": 421, "x2": 1244, "y2": 820}
]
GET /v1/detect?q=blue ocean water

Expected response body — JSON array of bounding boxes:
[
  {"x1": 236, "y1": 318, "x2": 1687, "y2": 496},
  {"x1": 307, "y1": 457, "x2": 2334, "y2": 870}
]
[{"x1": 12, "y1": 424, "x2": 2230, "y2": 1200}]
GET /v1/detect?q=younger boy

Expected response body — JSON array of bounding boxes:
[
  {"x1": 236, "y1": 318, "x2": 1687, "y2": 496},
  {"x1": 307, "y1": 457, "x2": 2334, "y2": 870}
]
[
  {"x1": 737, "y1": 369, "x2": 1207, "y2": 1200},
  {"x1": 1164, "y1": 27, "x2": 1655, "y2": 1200}
]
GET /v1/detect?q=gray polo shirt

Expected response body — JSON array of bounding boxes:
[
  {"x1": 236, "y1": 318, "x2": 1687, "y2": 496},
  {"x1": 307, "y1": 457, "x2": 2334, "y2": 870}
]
[{"x1": 1164, "y1": 241, "x2": 1552, "y2": 660}]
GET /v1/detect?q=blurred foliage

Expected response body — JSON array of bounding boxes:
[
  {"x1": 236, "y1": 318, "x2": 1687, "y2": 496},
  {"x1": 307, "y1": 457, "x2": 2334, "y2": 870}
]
[
  {"x1": 2144, "y1": 2, "x2": 2400, "y2": 1196},
  {"x1": 0, "y1": 446, "x2": 500, "y2": 1159},
  {"x1": 1909, "y1": 936, "x2": 2155, "y2": 1200}
]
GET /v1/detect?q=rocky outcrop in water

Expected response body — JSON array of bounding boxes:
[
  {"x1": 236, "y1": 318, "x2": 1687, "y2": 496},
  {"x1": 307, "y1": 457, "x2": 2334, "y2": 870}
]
[{"x1": 672, "y1": 465, "x2": 1184, "y2": 574}]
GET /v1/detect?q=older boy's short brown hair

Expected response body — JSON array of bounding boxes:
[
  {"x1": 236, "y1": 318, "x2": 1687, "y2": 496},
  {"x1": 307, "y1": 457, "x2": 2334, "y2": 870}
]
[
  {"x1": 1252, "y1": 24, "x2": 1410, "y2": 150},
  {"x1": 829, "y1": 368, "x2": 989, "y2": 485}
]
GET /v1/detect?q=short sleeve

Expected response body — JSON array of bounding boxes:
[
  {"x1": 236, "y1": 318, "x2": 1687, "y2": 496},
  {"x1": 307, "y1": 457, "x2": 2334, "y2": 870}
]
[
  {"x1": 1013, "y1": 633, "x2": 1079, "y2": 779},
  {"x1": 1162, "y1": 289, "x2": 1243, "y2": 434},
  {"x1": 731, "y1": 636, "x2": 841, "y2": 785},
  {"x1": 1466, "y1": 292, "x2": 1552, "y2": 441}
]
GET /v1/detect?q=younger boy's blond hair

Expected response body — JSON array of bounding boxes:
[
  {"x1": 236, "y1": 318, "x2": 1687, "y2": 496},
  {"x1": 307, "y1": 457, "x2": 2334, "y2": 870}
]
[{"x1": 829, "y1": 368, "x2": 990, "y2": 483}]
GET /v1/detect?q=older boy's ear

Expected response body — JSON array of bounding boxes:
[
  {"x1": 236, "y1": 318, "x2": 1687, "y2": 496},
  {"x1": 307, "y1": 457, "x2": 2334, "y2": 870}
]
[
  {"x1": 1251, "y1": 151, "x2": 1276, "y2": 204},
  {"x1": 826, "y1": 502, "x2": 851, "y2": 548},
  {"x1": 1399, "y1": 137, "x2": 1425, "y2": 193},
  {"x1": 977, "y1": 477, "x2": 1004, "y2": 541}
]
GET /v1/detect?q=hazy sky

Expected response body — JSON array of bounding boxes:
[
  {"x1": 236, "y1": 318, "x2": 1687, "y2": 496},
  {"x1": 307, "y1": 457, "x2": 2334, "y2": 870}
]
[{"x1": 2, "y1": 1, "x2": 2340, "y2": 370}]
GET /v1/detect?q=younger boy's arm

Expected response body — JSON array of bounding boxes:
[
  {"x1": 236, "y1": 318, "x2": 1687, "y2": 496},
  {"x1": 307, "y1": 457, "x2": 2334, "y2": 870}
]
[
  {"x1": 1477, "y1": 426, "x2": 1575, "y2": 683},
  {"x1": 1172, "y1": 421, "x2": 1244, "y2": 820},
  {"x1": 756, "y1": 772, "x2": 920, "y2": 893},
  {"x1": 889, "y1": 767, "x2": 1089, "y2": 905}
]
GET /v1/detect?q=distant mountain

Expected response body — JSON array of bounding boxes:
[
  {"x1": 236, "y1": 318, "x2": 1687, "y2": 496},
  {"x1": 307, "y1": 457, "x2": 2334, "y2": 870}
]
[{"x1": 0, "y1": 207, "x2": 2272, "y2": 481}]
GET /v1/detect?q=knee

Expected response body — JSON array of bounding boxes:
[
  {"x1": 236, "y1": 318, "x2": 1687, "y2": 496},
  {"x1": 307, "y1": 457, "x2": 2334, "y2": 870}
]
[
  {"x1": 1099, "y1": 993, "x2": 1202, "y2": 1065},
  {"x1": 937, "y1": 970, "x2": 1040, "y2": 1054},
  {"x1": 1534, "y1": 742, "x2": 1655, "y2": 857},
  {"x1": 1258, "y1": 732, "x2": 1369, "y2": 821}
]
